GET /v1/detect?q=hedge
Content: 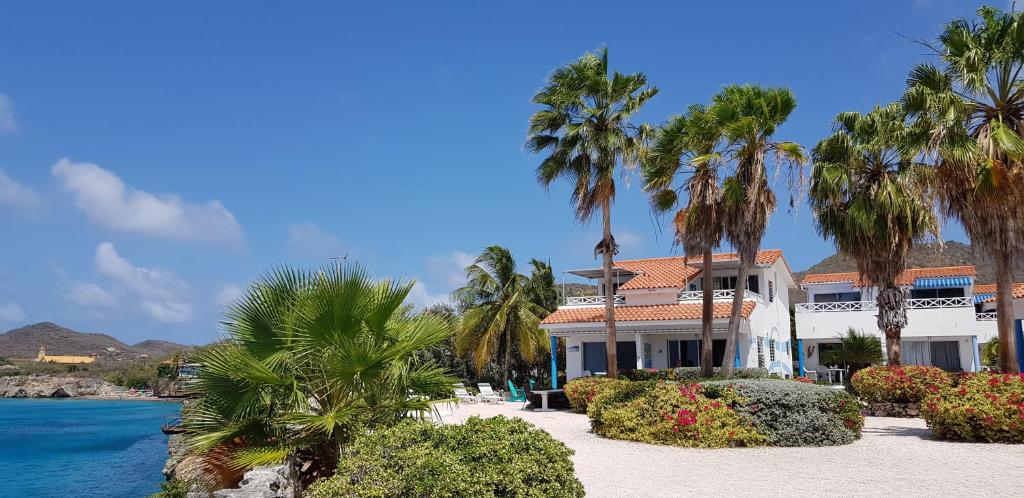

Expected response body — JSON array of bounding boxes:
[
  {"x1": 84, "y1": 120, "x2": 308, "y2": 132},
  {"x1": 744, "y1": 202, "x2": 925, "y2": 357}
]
[
  {"x1": 851, "y1": 365, "x2": 953, "y2": 403},
  {"x1": 922, "y1": 372, "x2": 1024, "y2": 443},
  {"x1": 563, "y1": 377, "x2": 621, "y2": 413},
  {"x1": 621, "y1": 367, "x2": 770, "y2": 381},
  {"x1": 306, "y1": 416, "x2": 585, "y2": 498},
  {"x1": 701, "y1": 379, "x2": 863, "y2": 446}
]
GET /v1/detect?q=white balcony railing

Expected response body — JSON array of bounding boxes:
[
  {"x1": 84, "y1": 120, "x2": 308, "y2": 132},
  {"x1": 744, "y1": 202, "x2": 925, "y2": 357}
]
[
  {"x1": 795, "y1": 296, "x2": 973, "y2": 313},
  {"x1": 564, "y1": 295, "x2": 625, "y2": 306},
  {"x1": 976, "y1": 312, "x2": 998, "y2": 321},
  {"x1": 677, "y1": 289, "x2": 766, "y2": 305}
]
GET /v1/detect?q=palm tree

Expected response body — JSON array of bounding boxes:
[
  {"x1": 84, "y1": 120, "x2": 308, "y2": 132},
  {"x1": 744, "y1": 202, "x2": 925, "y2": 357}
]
[
  {"x1": 821, "y1": 328, "x2": 885, "y2": 378},
  {"x1": 526, "y1": 47, "x2": 658, "y2": 378},
  {"x1": 526, "y1": 259, "x2": 559, "y2": 313},
  {"x1": 643, "y1": 104, "x2": 725, "y2": 378},
  {"x1": 810, "y1": 104, "x2": 939, "y2": 365},
  {"x1": 713, "y1": 85, "x2": 806, "y2": 377},
  {"x1": 183, "y1": 264, "x2": 454, "y2": 489},
  {"x1": 453, "y1": 246, "x2": 552, "y2": 385},
  {"x1": 903, "y1": 6, "x2": 1024, "y2": 372}
]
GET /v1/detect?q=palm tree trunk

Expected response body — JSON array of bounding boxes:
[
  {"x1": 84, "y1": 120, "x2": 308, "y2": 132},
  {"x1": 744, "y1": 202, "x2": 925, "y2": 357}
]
[
  {"x1": 995, "y1": 255, "x2": 1019, "y2": 373},
  {"x1": 721, "y1": 261, "x2": 750, "y2": 378},
  {"x1": 503, "y1": 334, "x2": 512, "y2": 386},
  {"x1": 876, "y1": 285, "x2": 907, "y2": 365},
  {"x1": 700, "y1": 248, "x2": 714, "y2": 378},
  {"x1": 601, "y1": 204, "x2": 619, "y2": 378}
]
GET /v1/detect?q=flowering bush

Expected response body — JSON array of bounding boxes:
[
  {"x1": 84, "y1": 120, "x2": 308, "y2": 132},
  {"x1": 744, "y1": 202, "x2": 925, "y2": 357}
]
[
  {"x1": 563, "y1": 377, "x2": 620, "y2": 413},
  {"x1": 702, "y1": 379, "x2": 864, "y2": 446},
  {"x1": 592, "y1": 382, "x2": 766, "y2": 448},
  {"x1": 851, "y1": 365, "x2": 953, "y2": 403},
  {"x1": 921, "y1": 372, "x2": 1024, "y2": 443},
  {"x1": 621, "y1": 367, "x2": 769, "y2": 381}
]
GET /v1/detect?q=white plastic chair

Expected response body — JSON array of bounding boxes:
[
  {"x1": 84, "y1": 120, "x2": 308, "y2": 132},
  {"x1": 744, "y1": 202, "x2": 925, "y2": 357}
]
[
  {"x1": 453, "y1": 384, "x2": 477, "y2": 403},
  {"x1": 476, "y1": 383, "x2": 504, "y2": 404}
]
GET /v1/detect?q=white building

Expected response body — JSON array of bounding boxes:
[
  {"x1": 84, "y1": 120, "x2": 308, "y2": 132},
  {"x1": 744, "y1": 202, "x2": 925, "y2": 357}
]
[
  {"x1": 795, "y1": 265, "x2": 998, "y2": 375},
  {"x1": 540, "y1": 250, "x2": 797, "y2": 384}
]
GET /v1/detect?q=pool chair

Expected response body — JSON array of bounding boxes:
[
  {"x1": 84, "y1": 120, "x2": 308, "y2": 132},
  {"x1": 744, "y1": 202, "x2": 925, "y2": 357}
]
[
  {"x1": 506, "y1": 380, "x2": 529, "y2": 409},
  {"x1": 476, "y1": 383, "x2": 504, "y2": 404},
  {"x1": 453, "y1": 384, "x2": 477, "y2": 403}
]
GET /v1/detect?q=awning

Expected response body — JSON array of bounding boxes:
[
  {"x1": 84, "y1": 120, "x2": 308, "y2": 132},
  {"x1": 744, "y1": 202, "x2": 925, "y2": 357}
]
[
  {"x1": 974, "y1": 293, "x2": 995, "y2": 303},
  {"x1": 914, "y1": 277, "x2": 971, "y2": 288}
]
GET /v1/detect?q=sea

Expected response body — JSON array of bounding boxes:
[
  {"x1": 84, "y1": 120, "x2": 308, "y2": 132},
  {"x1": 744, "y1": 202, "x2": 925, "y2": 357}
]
[{"x1": 0, "y1": 398, "x2": 182, "y2": 498}]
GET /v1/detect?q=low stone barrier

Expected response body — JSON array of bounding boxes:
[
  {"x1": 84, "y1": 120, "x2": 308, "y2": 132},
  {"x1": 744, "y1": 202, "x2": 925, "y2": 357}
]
[{"x1": 866, "y1": 402, "x2": 920, "y2": 418}]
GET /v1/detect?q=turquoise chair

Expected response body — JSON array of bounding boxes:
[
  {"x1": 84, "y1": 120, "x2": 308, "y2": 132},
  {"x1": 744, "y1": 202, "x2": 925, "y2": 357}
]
[{"x1": 506, "y1": 380, "x2": 528, "y2": 406}]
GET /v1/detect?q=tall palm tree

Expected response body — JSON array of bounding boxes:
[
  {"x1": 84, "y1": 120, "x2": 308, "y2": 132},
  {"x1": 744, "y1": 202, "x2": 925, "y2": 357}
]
[
  {"x1": 526, "y1": 47, "x2": 658, "y2": 378},
  {"x1": 903, "y1": 6, "x2": 1024, "y2": 372},
  {"x1": 713, "y1": 85, "x2": 806, "y2": 377},
  {"x1": 643, "y1": 104, "x2": 725, "y2": 378},
  {"x1": 526, "y1": 259, "x2": 559, "y2": 313},
  {"x1": 183, "y1": 264, "x2": 454, "y2": 489},
  {"x1": 810, "y1": 104, "x2": 939, "y2": 365},
  {"x1": 453, "y1": 246, "x2": 551, "y2": 385}
]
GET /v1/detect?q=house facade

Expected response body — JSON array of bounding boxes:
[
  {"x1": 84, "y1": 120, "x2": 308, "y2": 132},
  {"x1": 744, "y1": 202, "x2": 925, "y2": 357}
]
[
  {"x1": 794, "y1": 265, "x2": 998, "y2": 374},
  {"x1": 540, "y1": 250, "x2": 797, "y2": 383}
]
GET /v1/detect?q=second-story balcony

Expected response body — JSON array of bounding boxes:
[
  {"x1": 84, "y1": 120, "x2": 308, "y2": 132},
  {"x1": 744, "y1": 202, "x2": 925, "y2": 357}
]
[
  {"x1": 677, "y1": 289, "x2": 766, "y2": 305},
  {"x1": 795, "y1": 296, "x2": 973, "y2": 313},
  {"x1": 564, "y1": 295, "x2": 625, "y2": 307}
]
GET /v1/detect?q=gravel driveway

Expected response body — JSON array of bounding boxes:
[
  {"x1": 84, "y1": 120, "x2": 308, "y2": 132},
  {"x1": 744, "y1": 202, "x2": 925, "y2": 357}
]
[{"x1": 442, "y1": 402, "x2": 1024, "y2": 497}]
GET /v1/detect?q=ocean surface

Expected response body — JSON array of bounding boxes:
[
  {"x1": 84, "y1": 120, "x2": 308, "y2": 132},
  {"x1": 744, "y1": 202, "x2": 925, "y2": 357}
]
[{"x1": 0, "y1": 398, "x2": 181, "y2": 498}]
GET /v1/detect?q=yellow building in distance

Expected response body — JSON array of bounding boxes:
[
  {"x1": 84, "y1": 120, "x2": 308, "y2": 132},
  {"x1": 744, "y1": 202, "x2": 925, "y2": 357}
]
[{"x1": 36, "y1": 346, "x2": 96, "y2": 364}]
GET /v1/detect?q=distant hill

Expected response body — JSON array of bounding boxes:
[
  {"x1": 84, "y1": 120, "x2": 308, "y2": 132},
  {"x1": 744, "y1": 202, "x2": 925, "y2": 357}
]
[
  {"x1": 791, "y1": 241, "x2": 1024, "y2": 303},
  {"x1": 0, "y1": 322, "x2": 193, "y2": 360}
]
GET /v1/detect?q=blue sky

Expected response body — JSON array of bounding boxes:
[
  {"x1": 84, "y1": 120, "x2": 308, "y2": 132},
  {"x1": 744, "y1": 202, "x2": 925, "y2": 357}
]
[{"x1": 0, "y1": 1, "x2": 997, "y2": 344}]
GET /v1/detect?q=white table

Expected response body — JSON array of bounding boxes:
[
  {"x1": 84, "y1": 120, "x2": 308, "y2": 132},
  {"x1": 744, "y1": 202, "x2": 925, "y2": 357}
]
[
  {"x1": 531, "y1": 389, "x2": 563, "y2": 411},
  {"x1": 827, "y1": 367, "x2": 846, "y2": 385}
]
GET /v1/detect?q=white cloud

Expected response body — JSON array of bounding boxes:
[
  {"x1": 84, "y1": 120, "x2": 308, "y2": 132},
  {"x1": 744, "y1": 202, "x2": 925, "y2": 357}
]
[
  {"x1": 0, "y1": 94, "x2": 16, "y2": 134},
  {"x1": 287, "y1": 222, "x2": 345, "y2": 259},
  {"x1": 67, "y1": 282, "x2": 117, "y2": 307},
  {"x1": 427, "y1": 250, "x2": 475, "y2": 288},
  {"x1": 94, "y1": 242, "x2": 192, "y2": 323},
  {"x1": 0, "y1": 302, "x2": 25, "y2": 324},
  {"x1": 52, "y1": 158, "x2": 243, "y2": 247},
  {"x1": 214, "y1": 283, "x2": 243, "y2": 309},
  {"x1": 0, "y1": 170, "x2": 42, "y2": 208},
  {"x1": 405, "y1": 281, "x2": 448, "y2": 310}
]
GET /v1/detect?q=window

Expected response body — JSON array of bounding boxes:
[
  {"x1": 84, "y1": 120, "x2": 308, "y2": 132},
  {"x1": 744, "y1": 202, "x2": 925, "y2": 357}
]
[
  {"x1": 668, "y1": 339, "x2": 727, "y2": 367},
  {"x1": 713, "y1": 276, "x2": 737, "y2": 291},
  {"x1": 768, "y1": 280, "x2": 775, "y2": 302},
  {"x1": 747, "y1": 275, "x2": 759, "y2": 294},
  {"x1": 910, "y1": 288, "x2": 965, "y2": 299},
  {"x1": 813, "y1": 292, "x2": 861, "y2": 303},
  {"x1": 756, "y1": 338, "x2": 765, "y2": 368},
  {"x1": 582, "y1": 341, "x2": 639, "y2": 373},
  {"x1": 768, "y1": 339, "x2": 776, "y2": 362}
]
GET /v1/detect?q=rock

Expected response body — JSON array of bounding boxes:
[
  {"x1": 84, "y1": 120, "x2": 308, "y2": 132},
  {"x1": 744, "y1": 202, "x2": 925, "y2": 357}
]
[
  {"x1": 0, "y1": 375, "x2": 119, "y2": 398},
  {"x1": 212, "y1": 466, "x2": 296, "y2": 498},
  {"x1": 866, "y1": 401, "x2": 922, "y2": 418}
]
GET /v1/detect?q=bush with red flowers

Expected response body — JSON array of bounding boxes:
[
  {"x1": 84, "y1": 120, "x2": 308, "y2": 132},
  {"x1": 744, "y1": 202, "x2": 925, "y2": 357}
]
[
  {"x1": 563, "y1": 377, "x2": 621, "y2": 413},
  {"x1": 921, "y1": 372, "x2": 1024, "y2": 443},
  {"x1": 851, "y1": 365, "x2": 953, "y2": 403}
]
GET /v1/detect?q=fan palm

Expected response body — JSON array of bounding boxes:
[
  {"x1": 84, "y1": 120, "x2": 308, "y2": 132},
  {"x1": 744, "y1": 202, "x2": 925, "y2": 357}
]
[
  {"x1": 182, "y1": 264, "x2": 455, "y2": 489},
  {"x1": 903, "y1": 6, "x2": 1024, "y2": 372},
  {"x1": 713, "y1": 84, "x2": 806, "y2": 377},
  {"x1": 821, "y1": 328, "x2": 885, "y2": 378},
  {"x1": 643, "y1": 104, "x2": 725, "y2": 378},
  {"x1": 527, "y1": 47, "x2": 658, "y2": 378},
  {"x1": 453, "y1": 246, "x2": 551, "y2": 385},
  {"x1": 810, "y1": 104, "x2": 939, "y2": 365}
]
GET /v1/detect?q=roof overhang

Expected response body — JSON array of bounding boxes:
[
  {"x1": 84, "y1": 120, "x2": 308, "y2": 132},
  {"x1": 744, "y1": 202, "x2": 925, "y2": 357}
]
[{"x1": 565, "y1": 267, "x2": 638, "y2": 279}]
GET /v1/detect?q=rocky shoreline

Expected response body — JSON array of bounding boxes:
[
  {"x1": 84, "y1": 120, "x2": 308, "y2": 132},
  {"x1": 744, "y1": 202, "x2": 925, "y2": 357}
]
[{"x1": 0, "y1": 375, "x2": 121, "y2": 398}]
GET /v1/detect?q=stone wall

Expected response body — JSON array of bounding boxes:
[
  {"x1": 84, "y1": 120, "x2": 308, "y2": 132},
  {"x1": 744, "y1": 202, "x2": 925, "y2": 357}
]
[{"x1": 866, "y1": 402, "x2": 921, "y2": 417}]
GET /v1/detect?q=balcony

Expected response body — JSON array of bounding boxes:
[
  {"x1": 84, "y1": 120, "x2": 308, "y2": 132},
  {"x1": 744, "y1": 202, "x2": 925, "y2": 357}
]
[
  {"x1": 677, "y1": 289, "x2": 766, "y2": 305},
  {"x1": 976, "y1": 312, "x2": 998, "y2": 321},
  {"x1": 795, "y1": 296, "x2": 973, "y2": 313},
  {"x1": 564, "y1": 295, "x2": 625, "y2": 307}
]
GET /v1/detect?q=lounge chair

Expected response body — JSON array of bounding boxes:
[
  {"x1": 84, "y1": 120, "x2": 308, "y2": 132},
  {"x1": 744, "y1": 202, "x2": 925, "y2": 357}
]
[
  {"x1": 453, "y1": 384, "x2": 477, "y2": 403},
  {"x1": 506, "y1": 380, "x2": 529, "y2": 408},
  {"x1": 477, "y1": 383, "x2": 504, "y2": 404}
]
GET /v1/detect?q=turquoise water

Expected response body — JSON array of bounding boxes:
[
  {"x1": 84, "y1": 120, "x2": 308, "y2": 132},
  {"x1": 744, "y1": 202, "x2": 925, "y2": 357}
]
[{"x1": 0, "y1": 399, "x2": 181, "y2": 498}]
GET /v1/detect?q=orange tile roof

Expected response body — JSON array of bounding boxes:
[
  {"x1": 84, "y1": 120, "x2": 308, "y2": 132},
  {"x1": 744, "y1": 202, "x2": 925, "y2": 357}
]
[
  {"x1": 801, "y1": 266, "x2": 977, "y2": 287},
  {"x1": 980, "y1": 283, "x2": 1024, "y2": 304},
  {"x1": 541, "y1": 301, "x2": 756, "y2": 325},
  {"x1": 614, "y1": 250, "x2": 784, "y2": 291},
  {"x1": 974, "y1": 283, "x2": 998, "y2": 295}
]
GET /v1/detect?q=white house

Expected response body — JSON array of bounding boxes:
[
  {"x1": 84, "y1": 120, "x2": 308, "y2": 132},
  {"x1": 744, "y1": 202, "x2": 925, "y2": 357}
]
[
  {"x1": 977, "y1": 283, "x2": 1024, "y2": 368},
  {"x1": 540, "y1": 250, "x2": 797, "y2": 385},
  {"x1": 794, "y1": 265, "x2": 999, "y2": 375}
]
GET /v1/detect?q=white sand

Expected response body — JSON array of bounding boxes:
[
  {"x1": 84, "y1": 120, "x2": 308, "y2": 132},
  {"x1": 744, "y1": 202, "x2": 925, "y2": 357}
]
[{"x1": 442, "y1": 402, "x2": 1024, "y2": 497}]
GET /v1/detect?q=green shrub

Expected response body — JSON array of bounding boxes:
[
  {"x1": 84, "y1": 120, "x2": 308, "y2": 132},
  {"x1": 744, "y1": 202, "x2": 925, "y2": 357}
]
[
  {"x1": 921, "y1": 372, "x2": 1024, "y2": 443},
  {"x1": 621, "y1": 367, "x2": 770, "y2": 381},
  {"x1": 851, "y1": 365, "x2": 953, "y2": 403},
  {"x1": 586, "y1": 380, "x2": 657, "y2": 428},
  {"x1": 701, "y1": 379, "x2": 863, "y2": 446},
  {"x1": 563, "y1": 376, "x2": 619, "y2": 413},
  {"x1": 306, "y1": 416, "x2": 584, "y2": 498},
  {"x1": 591, "y1": 382, "x2": 766, "y2": 448}
]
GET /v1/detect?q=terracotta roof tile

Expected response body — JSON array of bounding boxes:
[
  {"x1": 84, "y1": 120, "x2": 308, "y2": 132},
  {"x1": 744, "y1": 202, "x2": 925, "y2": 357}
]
[
  {"x1": 541, "y1": 301, "x2": 756, "y2": 325},
  {"x1": 614, "y1": 250, "x2": 783, "y2": 291},
  {"x1": 801, "y1": 266, "x2": 977, "y2": 287},
  {"x1": 980, "y1": 283, "x2": 1024, "y2": 304},
  {"x1": 974, "y1": 283, "x2": 998, "y2": 295}
]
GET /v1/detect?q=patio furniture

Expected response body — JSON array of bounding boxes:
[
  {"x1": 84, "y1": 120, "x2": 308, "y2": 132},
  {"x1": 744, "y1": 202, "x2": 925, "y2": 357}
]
[
  {"x1": 801, "y1": 366, "x2": 818, "y2": 380},
  {"x1": 477, "y1": 383, "x2": 504, "y2": 404},
  {"x1": 453, "y1": 384, "x2": 477, "y2": 403},
  {"x1": 507, "y1": 380, "x2": 530, "y2": 409},
  {"x1": 815, "y1": 365, "x2": 830, "y2": 382},
  {"x1": 530, "y1": 389, "x2": 563, "y2": 412},
  {"x1": 827, "y1": 366, "x2": 847, "y2": 385}
]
